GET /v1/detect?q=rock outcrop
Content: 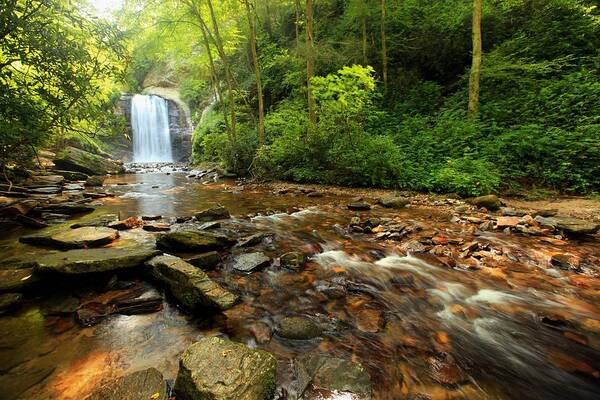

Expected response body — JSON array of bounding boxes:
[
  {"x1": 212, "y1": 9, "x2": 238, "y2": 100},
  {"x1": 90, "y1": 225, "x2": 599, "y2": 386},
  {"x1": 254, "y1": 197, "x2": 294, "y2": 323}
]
[
  {"x1": 54, "y1": 146, "x2": 123, "y2": 175},
  {"x1": 175, "y1": 337, "x2": 277, "y2": 400}
]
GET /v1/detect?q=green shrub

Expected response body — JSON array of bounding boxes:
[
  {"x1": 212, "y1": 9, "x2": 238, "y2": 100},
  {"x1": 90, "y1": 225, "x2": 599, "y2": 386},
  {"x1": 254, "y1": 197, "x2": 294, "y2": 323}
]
[{"x1": 429, "y1": 157, "x2": 501, "y2": 196}]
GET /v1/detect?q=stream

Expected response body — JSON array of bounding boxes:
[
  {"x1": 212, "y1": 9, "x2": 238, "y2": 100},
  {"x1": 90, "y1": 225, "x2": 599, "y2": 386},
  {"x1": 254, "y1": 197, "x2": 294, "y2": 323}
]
[{"x1": 0, "y1": 169, "x2": 599, "y2": 400}]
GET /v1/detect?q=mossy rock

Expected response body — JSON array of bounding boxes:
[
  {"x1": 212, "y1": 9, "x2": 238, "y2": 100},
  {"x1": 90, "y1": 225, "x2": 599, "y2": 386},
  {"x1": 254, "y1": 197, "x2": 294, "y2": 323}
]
[
  {"x1": 157, "y1": 230, "x2": 236, "y2": 252},
  {"x1": 54, "y1": 146, "x2": 123, "y2": 176}
]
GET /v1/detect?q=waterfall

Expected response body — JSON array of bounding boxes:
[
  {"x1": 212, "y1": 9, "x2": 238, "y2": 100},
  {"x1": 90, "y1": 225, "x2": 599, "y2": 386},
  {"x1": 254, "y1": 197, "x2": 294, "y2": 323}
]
[{"x1": 131, "y1": 94, "x2": 173, "y2": 163}]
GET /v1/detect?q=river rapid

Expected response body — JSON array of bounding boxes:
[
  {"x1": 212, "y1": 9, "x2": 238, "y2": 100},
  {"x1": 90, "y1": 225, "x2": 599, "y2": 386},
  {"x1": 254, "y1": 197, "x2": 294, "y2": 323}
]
[{"x1": 0, "y1": 168, "x2": 599, "y2": 400}]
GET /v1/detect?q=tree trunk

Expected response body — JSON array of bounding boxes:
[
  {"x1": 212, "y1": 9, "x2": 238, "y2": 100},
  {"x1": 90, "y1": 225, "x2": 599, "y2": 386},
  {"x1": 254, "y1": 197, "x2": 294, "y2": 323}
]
[
  {"x1": 243, "y1": 0, "x2": 265, "y2": 146},
  {"x1": 306, "y1": 0, "x2": 316, "y2": 131},
  {"x1": 468, "y1": 0, "x2": 482, "y2": 117},
  {"x1": 362, "y1": 7, "x2": 367, "y2": 65},
  {"x1": 295, "y1": 0, "x2": 301, "y2": 48},
  {"x1": 206, "y1": 0, "x2": 238, "y2": 139},
  {"x1": 380, "y1": 0, "x2": 388, "y2": 92}
]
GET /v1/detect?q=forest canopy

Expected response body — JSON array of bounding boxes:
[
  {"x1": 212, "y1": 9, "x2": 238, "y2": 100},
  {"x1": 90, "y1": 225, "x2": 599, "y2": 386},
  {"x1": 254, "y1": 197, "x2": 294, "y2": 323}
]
[{"x1": 2, "y1": 0, "x2": 600, "y2": 196}]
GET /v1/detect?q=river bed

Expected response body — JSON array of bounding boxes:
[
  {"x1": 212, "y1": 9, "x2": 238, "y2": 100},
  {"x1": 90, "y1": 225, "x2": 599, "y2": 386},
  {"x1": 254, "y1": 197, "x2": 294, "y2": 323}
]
[{"x1": 0, "y1": 171, "x2": 599, "y2": 400}]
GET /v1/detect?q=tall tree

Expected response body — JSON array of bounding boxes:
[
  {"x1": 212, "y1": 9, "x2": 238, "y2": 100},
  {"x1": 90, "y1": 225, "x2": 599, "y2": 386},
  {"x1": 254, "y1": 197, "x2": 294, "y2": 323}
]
[
  {"x1": 380, "y1": 0, "x2": 388, "y2": 92},
  {"x1": 468, "y1": 0, "x2": 482, "y2": 117},
  {"x1": 306, "y1": 0, "x2": 317, "y2": 129},
  {"x1": 242, "y1": 0, "x2": 265, "y2": 146}
]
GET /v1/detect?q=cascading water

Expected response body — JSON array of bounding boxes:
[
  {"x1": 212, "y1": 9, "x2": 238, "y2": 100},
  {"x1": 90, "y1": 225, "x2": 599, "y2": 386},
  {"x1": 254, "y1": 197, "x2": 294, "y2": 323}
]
[{"x1": 131, "y1": 94, "x2": 173, "y2": 163}]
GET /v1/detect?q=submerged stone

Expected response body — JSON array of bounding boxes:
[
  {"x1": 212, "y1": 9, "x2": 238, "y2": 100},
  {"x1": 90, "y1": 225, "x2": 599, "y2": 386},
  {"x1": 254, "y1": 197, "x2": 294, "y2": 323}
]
[
  {"x1": 194, "y1": 205, "x2": 231, "y2": 222},
  {"x1": 233, "y1": 252, "x2": 271, "y2": 273},
  {"x1": 157, "y1": 230, "x2": 236, "y2": 252},
  {"x1": 35, "y1": 247, "x2": 160, "y2": 275},
  {"x1": 0, "y1": 268, "x2": 39, "y2": 293},
  {"x1": 174, "y1": 336, "x2": 277, "y2": 400},
  {"x1": 279, "y1": 252, "x2": 307, "y2": 271},
  {"x1": 86, "y1": 368, "x2": 167, "y2": 400},
  {"x1": 276, "y1": 316, "x2": 322, "y2": 340},
  {"x1": 147, "y1": 254, "x2": 238, "y2": 312},
  {"x1": 71, "y1": 214, "x2": 119, "y2": 228},
  {"x1": 295, "y1": 354, "x2": 372, "y2": 398}
]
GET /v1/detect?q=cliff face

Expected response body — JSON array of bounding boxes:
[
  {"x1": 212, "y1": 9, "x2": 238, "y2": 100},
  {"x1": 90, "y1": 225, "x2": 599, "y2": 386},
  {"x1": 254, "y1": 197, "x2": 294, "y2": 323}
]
[{"x1": 111, "y1": 93, "x2": 192, "y2": 163}]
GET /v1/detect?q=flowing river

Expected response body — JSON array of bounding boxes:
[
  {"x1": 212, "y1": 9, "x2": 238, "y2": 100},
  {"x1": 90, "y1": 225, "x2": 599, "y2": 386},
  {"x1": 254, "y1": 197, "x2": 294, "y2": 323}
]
[{"x1": 0, "y1": 169, "x2": 599, "y2": 400}]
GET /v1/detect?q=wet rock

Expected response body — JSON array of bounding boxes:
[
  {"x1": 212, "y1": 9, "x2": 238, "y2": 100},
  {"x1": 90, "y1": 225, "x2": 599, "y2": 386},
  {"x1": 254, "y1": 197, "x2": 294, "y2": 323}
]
[
  {"x1": 306, "y1": 191, "x2": 324, "y2": 198},
  {"x1": 42, "y1": 296, "x2": 80, "y2": 316},
  {"x1": 276, "y1": 316, "x2": 322, "y2": 340},
  {"x1": 142, "y1": 222, "x2": 171, "y2": 232},
  {"x1": 496, "y1": 216, "x2": 521, "y2": 229},
  {"x1": 454, "y1": 205, "x2": 469, "y2": 213},
  {"x1": 469, "y1": 195, "x2": 501, "y2": 211},
  {"x1": 0, "y1": 200, "x2": 37, "y2": 218},
  {"x1": 379, "y1": 195, "x2": 410, "y2": 209},
  {"x1": 75, "y1": 301, "x2": 115, "y2": 326},
  {"x1": 27, "y1": 186, "x2": 62, "y2": 194},
  {"x1": 38, "y1": 203, "x2": 95, "y2": 215},
  {"x1": 108, "y1": 216, "x2": 142, "y2": 230},
  {"x1": 84, "y1": 175, "x2": 105, "y2": 187},
  {"x1": 198, "y1": 221, "x2": 221, "y2": 230},
  {"x1": 26, "y1": 175, "x2": 65, "y2": 186},
  {"x1": 348, "y1": 203, "x2": 372, "y2": 211},
  {"x1": 142, "y1": 215, "x2": 162, "y2": 221},
  {"x1": 355, "y1": 308, "x2": 385, "y2": 333},
  {"x1": 71, "y1": 214, "x2": 119, "y2": 228},
  {"x1": 295, "y1": 354, "x2": 372, "y2": 398},
  {"x1": 237, "y1": 232, "x2": 273, "y2": 247},
  {"x1": 147, "y1": 254, "x2": 238, "y2": 312},
  {"x1": 0, "y1": 268, "x2": 39, "y2": 293},
  {"x1": 63, "y1": 183, "x2": 85, "y2": 191},
  {"x1": 86, "y1": 368, "x2": 167, "y2": 400},
  {"x1": 185, "y1": 251, "x2": 221, "y2": 271},
  {"x1": 57, "y1": 227, "x2": 118, "y2": 249},
  {"x1": 500, "y1": 207, "x2": 526, "y2": 217},
  {"x1": 194, "y1": 205, "x2": 230, "y2": 222},
  {"x1": 114, "y1": 294, "x2": 163, "y2": 315},
  {"x1": 175, "y1": 336, "x2": 277, "y2": 400},
  {"x1": 233, "y1": 252, "x2": 271, "y2": 273},
  {"x1": 249, "y1": 322, "x2": 272, "y2": 344},
  {"x1": 36, "y1": 247, "x2": 160, "y2": 275},
  {"x1": 54, "y1": 146, "x2": 123, "y2": 175},
  {"x1": 551, "y1": 253, "x2": 580, "y2": 271},
  {"x1": 0, "y1": 293, "x2": 22, "y2": 314},
  {"x1": 52, "y1": 170, "x2": 89, "y2": 181},
  {"x1": 533, "y1": 209, "x2": 558, "y2": 217},
  {"x1": 157, "y1": 230, "x2": 236, "y2": 252},
  {"x1": 15, "y1": 215, "x2": 48, "y2": 228},
  {"x1": 535, "y1": 216, "x2": 600, "y2": 236},
  {"x1": 427, "y1": 355, "x2": 469, "y2": 386},
  {"x1": 280, "y1": 252, "x2": 307, "y2": 271}
]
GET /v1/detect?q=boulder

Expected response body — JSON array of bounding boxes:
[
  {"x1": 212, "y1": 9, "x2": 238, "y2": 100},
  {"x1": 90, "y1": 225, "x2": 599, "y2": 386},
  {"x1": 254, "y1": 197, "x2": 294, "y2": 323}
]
[
  {"x1": 535, "y1": 216, "x2": 600, "y2": 236},
  {"x1": 233, "y1": 252, "x2": 271, "y2": 273},
  {"x1": 279, "y1": 252, "x2": 307, "y2": 271},
  {"x1": 147, "y1": 255, "x2": 238, "y2": 312},
  {"x1": 185, "y1": 251, "x2": 221, "y2": 270},
  {"x1": 35, "y1": 247, "x2": 160, "y2": 275},
  {"x1": 195, "y1": 205, "x2": 230, "y2": 222},
  {"x1": 0, "y1": 268, "x2": 39, "y2": 293},
  {"x1": 52, "y1": 170, "x2": 89, "y2": 181},
  {"x1": 347, "y1": 203, "x2": 372, "y2": 211},
  {"x1": 54, "y1": 146, "x2": 123, "y2": 175},
  {"x1": 157, "y1": 230, "x2": 236, "y2": 252},
  {"x1": 378, "y1": 195, "x2": 410, "y2": 209},
  {"x1": 86, "y1": 368, "x2": 167, "y2": 400},
  {"x1": 174, "y1": 336, "x2": 277, "y2": 400},
  {"x1": 469, "y1": 195, "x2": 501, "y2": 211},
  {"x1": 295, "y1": 354, "x2": 372, "y2": 398},
  {"x1": 0, "y1": 293, "x2": 22, "y2": 314},
  {"x1": 85, "y1": 175, "x2": 105, "y2": 187},
  {"x1": 0, "y1": 200, "x2": 37, "y2": 218},
  {"x1": 276, "y1": 316, "x2": 322, "y2": 340},
  {"x1": 20, "y1": 227, "x2": 118, "y2": 249}
]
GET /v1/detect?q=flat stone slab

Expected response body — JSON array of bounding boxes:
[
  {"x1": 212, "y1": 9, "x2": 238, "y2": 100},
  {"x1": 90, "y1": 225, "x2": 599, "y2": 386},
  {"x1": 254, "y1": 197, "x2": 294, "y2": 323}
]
[
  {"x1": 52, "y1": 227, "x2": 119, "y2": 248},
  {"x1": 174, "y1": 337, "x2": 277, "y2": 400},
  {"x1": 157, "y1": 230, "x2": 236, "y2": 252},
  {"x1": 185, "y1": 251, "x2": 221, "y2": 270},
  {"x1": 27, "y1": 175, "x2": 65, "y2": 185},
  {"x1": 233, "y1": 252, "x2": 271, "y2": 273},
  {"x1": 86, "y1": 368, "x2": 167, "y2": 400},
  {"x1": 194, "y1": 205, "x2": 230, "y2": 222},
  {"x1": 0, "y1": 268, "x2": 39, "y2": 293},
  {"x1": 38, "y1": 203, "x2": 95, "y2": 215},
  {"x1": 536, "y1": 216, "x2": 600, "y2": 235},
  {"x1": 35, "y1": 247, "x2": 160, "y2": 275},
  {"x1": 71, "y1": 214, "x2": 119, "y2": 228},
  {"x1": 147, "y1": 255, "x2": 238, "y2": 312}
]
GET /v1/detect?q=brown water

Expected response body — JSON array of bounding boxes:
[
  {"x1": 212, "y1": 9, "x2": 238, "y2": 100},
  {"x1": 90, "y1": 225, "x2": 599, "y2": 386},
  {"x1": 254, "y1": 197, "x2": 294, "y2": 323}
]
[{"x1": 1, "y1": 171, "x2": 599, "y2": 400}]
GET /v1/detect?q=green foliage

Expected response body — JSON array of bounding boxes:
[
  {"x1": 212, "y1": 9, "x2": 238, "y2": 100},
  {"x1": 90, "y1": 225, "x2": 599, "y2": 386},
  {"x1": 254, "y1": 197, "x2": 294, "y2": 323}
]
[{"x1": 429, "y1": 157, "x2": 501, "y2": 197}]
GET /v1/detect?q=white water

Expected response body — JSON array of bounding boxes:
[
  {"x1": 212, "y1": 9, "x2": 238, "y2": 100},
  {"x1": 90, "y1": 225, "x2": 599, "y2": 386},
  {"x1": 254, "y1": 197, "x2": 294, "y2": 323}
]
[{"x1": 131, "y1": 94, "x2": 173, "y2": 163}]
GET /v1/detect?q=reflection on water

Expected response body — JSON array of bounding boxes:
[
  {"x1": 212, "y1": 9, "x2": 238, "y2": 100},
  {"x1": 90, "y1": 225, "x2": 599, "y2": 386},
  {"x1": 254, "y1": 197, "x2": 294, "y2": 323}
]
[{"x1": 0, "y1": 172, "x2": 599, "y2": 400}]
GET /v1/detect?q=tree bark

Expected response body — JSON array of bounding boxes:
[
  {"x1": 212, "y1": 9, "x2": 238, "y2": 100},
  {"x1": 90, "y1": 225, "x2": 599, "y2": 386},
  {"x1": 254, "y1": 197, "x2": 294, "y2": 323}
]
[
  {"x1": 243, "y1": 0, "x2": 265, "y2": 146},
  {"x1": 380, "y1": 0, "x2": 388, "y2": 92},
  {"x1": 362, "y1": 5, "x2": 367, "y2": 65},
  {"x1": 468, "y1": 0, "x2": 482, "y2": 117},
  {"x1": 206, "y1": 0, "x2": 238, "y2": 139},
  {"x1": 306, "y1": 0, "x2": 316, "y2": 131}
]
